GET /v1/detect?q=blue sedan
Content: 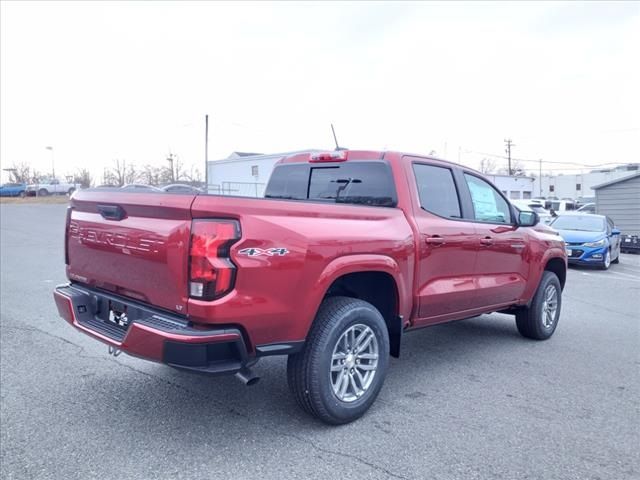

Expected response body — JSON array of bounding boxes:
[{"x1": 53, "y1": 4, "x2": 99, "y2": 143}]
[
  {"x1": 0, "y1": 183, "x2": 27, "y2": 197},
  {"x1": 550, "y1": 214, "x2": 621, "y2": 270}
]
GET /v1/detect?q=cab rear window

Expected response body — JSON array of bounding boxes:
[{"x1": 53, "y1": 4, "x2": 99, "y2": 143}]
[{"x1": 265, "y1": 161, "x2": 397, "y2": 207}]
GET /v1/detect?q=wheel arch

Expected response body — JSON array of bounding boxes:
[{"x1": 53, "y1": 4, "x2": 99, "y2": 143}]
[
  {"x1": 308, "y1": 255, "x2": 408, "y2": 358},
  {"x1": 544, "y1": 256, "x2": 567, "y2": 290}
]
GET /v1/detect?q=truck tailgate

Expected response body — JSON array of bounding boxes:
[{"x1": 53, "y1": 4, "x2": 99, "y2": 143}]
[{"x1": 67, "y1": 191, "x2": 195, "y2": 314}]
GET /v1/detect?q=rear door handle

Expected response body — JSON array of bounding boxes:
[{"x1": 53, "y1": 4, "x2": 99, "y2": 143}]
[
  {"x1": 480, "y1": 237, "x2": 494, "y2": 246},
  {"x1": 426, "y1": 236, "x2": 445, "y2": 246}
]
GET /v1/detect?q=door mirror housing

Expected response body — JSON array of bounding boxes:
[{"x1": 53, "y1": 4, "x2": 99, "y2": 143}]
[
  {"x1": 518, "y1": 211, "x2": 539, "y2": 227},
  {"x1": 611, "y1": 228, "x2": 621, "y2": 235}
]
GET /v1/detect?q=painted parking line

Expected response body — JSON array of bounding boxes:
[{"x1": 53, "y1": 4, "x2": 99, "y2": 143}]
[{"x1": 575, "y1": 270, "x2": 640, "y2": 282}]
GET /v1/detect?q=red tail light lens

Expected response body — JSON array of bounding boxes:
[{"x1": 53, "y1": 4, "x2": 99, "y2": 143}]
[
  {"x1": 309, "y1": 151, "x2": 348, "y2": 162},
  {"x1": 189, "y1": 220, "x2": 241, "y2": 300},
  {"x1": 65, "y1": 206, "x2": 73, "y2": 265}
]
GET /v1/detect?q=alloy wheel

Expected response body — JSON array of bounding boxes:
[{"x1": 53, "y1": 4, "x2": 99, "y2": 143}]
[{"x1": 329, "y1": 324, "x2": 379, "y2": 403}]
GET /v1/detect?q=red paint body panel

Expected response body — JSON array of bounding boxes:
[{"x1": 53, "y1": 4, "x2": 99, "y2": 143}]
[{"x1": 60, "y1": 150, "x2": 567, "y2": 365}]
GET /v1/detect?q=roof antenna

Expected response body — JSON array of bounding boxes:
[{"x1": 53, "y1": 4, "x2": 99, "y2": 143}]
[{"x1": 331, "y1": 124, "x2": 345, "y2": 151}]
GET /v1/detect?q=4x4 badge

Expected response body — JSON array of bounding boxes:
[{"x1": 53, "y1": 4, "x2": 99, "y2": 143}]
[{"x1": 238, "y1": 247, "x2": 289, "y2": 257}]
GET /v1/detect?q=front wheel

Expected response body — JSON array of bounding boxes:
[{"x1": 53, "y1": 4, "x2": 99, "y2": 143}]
[
  {"x1": 516, "y1": 271, "x2": 562, "y2": 340},
  {"x1": 599, "y1": 249, "x2": 611, "y2": 270},
  {"x1": 611, "y1": 247, "x2": 620, "y2": 264},
  {"x1": 287, "y1": 296, "x2": 389, "y2": 425},
  {"x1": 38, "y1": 188, "x2": 49, "y2": 197}
]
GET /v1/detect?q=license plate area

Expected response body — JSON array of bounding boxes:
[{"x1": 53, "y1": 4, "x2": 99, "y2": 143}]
[{"x1": 107, "y1": 300, "x2": 131, "y2": 331}]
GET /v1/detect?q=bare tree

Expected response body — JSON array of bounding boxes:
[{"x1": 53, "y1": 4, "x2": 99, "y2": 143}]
[
  {"x1": 498, "y1": 159, "x2": 527, "y2": 177},
  {"x1": 105, "y1": 159, "x2": 139, "y2": 186},
  {"x1": 6, "y1": 162, "x2": 32, "y2": 183},
  {"x1": 140, "y1": 164, "x2": 162, "y2": 186},
  {"x1": 479, "y1": 158, "x2": 497, "y2": 174},
  {"x1": 73, "y1": 168, "x2": 93, "y2": 188}
]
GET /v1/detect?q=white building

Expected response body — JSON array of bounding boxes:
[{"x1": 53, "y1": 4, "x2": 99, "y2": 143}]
[
  {"x1": 484, "y1": 174, "x2": 536, "y2": 200},
  {"x1": 532, "y1": 164, "x2": 639, "y2": 201},
  {"x1": 206, "y1": 150, "x2": 319, "y2": 197}
]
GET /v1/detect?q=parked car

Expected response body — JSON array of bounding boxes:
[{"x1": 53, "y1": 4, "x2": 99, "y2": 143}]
[
  {"x1": 511, "y1": 200, "x2": 553, "y2": 224},
  {"x1": 0, "y1": 183, "x2": 27, "y2": 197},
  {"x1": 161, "y1": 183, "x2": 203, "y2": 193},
  {"x1": 120, "y1": 184, "x2": 162, "y2": 192},
  {"x1": 577, "y1": 202, "x2": 596, "y2": 214},
  {"x1": 546, "y1": 199, "x2": 578, "y2": 214},
  {"x1": 550, "y1": 213, "x2": 621, "y2": 269},
  {"x1": 25, "y1": 178, "x2": 78, "y2": 196},
  {"x1": 54, "y1": 149, "x2": 567, "y2": 424}
]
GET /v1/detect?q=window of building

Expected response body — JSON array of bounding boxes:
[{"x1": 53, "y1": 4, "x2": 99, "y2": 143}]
[
  {"x1": 510, "y1": 191, "x2": 521, "y2": 199},
  {"x1": 523, "y1": 191, "x2": 532, "y2": 199},
  {"x1": 412, "y1": 164, "x2": 461, "y2": 218},
  {"x1": 251, "y1": 165, "x2": 259, "y2": 177},
  {"x1": 549, "y1": 185, "x2": 555, "y2": 192},
  {"x1": 576, "y1": 183, "x2": 581, "y2": 191}
]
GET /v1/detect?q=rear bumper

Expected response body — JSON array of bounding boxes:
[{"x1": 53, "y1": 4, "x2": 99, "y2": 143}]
[{"x1": 53, "y1": 284, "x2": 253, "y2": 375}]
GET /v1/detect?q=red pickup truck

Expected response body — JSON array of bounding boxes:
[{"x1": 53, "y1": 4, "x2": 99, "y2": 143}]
[{"x1": 54, "y1": 150, "x2": 567, "y2": 424}]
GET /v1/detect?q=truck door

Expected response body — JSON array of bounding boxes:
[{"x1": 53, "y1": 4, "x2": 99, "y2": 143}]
[
  {"x1": 408, "y1": 160, "x2": 479, "y2": 324},
  {"x1": 461, "y1": 173, "x2": 529, "y2": 307}
]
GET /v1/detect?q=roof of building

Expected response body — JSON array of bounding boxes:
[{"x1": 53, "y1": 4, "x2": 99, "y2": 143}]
[
  {"x1": 591, "y1": 172, "x2": 640, "y2": 190},
  {"x1": 228, "y1": 152, "x2": 264, "y2": 158}
]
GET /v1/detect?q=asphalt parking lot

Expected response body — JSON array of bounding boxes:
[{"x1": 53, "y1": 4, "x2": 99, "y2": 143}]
[{"x1": 1, "y1": 203, "x2": 638, "y2": 480}]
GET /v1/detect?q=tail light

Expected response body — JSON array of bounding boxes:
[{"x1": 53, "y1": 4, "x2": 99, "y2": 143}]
[
  {"x1": 65, "y1": 206, "x2": 72, "y2": 265},
  {"x1": 189, "y1": 219, "x2": 241, "y2": 300},
  {"x1": 309, "y1": 151, "x2": 348, "y2": 162}
]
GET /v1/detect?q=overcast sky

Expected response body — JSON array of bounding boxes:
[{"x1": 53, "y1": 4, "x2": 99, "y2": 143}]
[{"x1": 1, "y1": 1, "x2": 639, "y2": 183}]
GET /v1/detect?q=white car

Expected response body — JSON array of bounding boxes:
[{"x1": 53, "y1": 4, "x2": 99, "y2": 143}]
[
  {"x1": 26, "y1": 178, "x2": 79, "y2": 196},
  {"x1": 577, "y1": 202, "x2": 596, "y2": 214},
  {"x1": 511, "y1": 200, "x2": 554, "y2": 224}
]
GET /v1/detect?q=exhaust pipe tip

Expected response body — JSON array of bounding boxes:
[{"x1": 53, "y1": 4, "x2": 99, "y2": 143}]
[{"x1": 235, "y1": 367, "x2": 260, "y2": 386}]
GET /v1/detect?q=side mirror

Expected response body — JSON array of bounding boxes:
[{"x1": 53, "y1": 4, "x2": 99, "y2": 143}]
[
  {"x1": 518, "y1": 211, "x2": 539, "y2": 227},
  {"x1": 612, "y1": 228, "x2": 621, "y2": 235}
]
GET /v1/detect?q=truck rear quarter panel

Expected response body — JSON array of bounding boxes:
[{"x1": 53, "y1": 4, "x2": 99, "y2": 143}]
[{"x1": 190, "y1": 195, "x2": 415, "y2": 347}]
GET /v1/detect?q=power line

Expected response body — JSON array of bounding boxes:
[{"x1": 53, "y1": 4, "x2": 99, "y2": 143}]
[{"x1": 468, "y1": 150, "x2": 633, "y2": 168}]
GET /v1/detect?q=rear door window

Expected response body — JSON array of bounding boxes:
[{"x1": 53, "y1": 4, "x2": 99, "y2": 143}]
[{"x1": 412, "y1": 164, "x2": 461, "y2": 219}]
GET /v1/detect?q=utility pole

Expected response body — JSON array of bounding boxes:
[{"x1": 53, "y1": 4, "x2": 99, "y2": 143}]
[
  {"x1": 205, "y1": 114, "x2": 209, "y2": 192},
  {"x1": 167, "y1": 153, "x2": 175, "y2": 182},
  {"x1": 539, "y1": 158, "x2": 543, "y2": 196},
  {"x1": 46, "y1": 146, "x2": 54, "y2": 178},
  {"x1": 504, "y1": 138, "x2": 514, "y2": 176}
]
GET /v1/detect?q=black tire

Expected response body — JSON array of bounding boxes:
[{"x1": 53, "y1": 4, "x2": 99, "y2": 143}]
[
  {"x1": 287, "y1": 296, "x2": 390, "y2": 425},
  {"x1": 598, "y1": 249, "x2": 611, "y2": 270},
  {"x1": 516, "y1": 271, "x2": 562, "y2": 340},
  {"x1": 67, "y1": 187, "x2": 75, "y2": 196},
  {"x1": 18, "y1": 191, "x2": 26, "y2": 198},
  {"x1": 612, "y1": 250, "x2": 620, "y2": 264},
  {"x1": 38, "y1": 188, "x2": 49, "y2": 197}
]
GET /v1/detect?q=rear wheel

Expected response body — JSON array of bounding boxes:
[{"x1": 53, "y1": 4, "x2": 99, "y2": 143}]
[
  {"x1": 287, "y1": 296, "x2": 389, "y2": 425},
  {"x1": 18, "y1": 191, "x2": 26, "y2": 198},
  {"x1": 516, "y1": 271, "x2": 562, "y2": 340},
  {"x1": 67, "y1": 187, "x2": 75, "y2": 196},
  {"x1": 38, "y1": 188, "x2": 49, "y2": 197}
]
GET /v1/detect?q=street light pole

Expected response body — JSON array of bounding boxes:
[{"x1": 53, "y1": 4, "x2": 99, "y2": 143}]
[{"x1": 46, "y1": 146, "x2": 54, "y2": 178}]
